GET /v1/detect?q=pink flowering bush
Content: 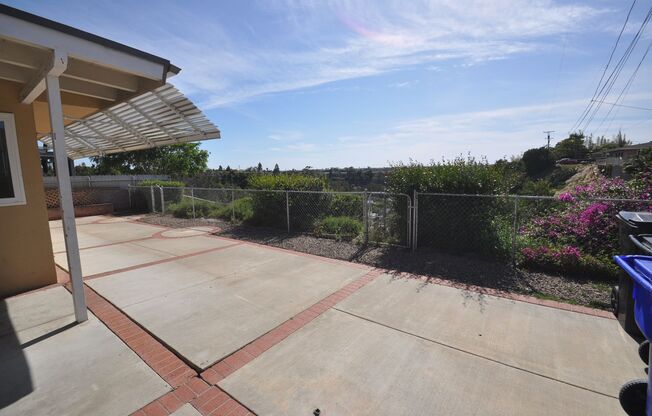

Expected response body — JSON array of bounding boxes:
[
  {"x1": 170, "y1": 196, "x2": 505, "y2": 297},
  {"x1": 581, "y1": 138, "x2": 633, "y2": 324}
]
[{"x1": 519, "y1": 174, "x2": 652, "y2": 279}]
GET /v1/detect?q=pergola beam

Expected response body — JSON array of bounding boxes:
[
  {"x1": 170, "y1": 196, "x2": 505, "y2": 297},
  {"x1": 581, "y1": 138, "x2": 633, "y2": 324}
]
[
  {"x1": 0, "y1": 61, "x2": 30, "y2": 83},
  {"x1": 1, "y1": 40, "x2": 140, "y2": 93},
  {"x1": 20, "y1": 49, "x2": 67, "y2": 104},
  {"x1": 59, "y1": 77, "x2": 119, "y2": 101}
]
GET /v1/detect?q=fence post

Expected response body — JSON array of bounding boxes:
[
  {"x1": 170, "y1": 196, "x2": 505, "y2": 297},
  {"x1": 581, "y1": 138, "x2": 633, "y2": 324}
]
[
  {"x1": 511, "y1": 196, "x2": 519, "y2": 266},
  {"x1": 412, "y1": 190, "x2": 418, "y2": 252},
  {"x1": 231, "y1": 189, "x2": 235, "y2": 222},
  {"x1": 159, "y1": 186, "x2": 165, "y2": 214},
  {"x1": 190, "y1": 187, "x2": 196, "y2": 219},
  {"x1": 407, "y1": 195, "x2": 412, "y2": 248},
  {"x1": 127, "y1": 185, "x2": 132, "y2": 210},
  {"x1": 150, "y1": 186, "x2": 156, "y2": 213},
  {"x1": 363, "y1": 191, "x2": 369, "y2": 244},
  {"x1": 87, "y1": 176, "x2": 92, "y2": 188},
  {"x1": 286, "y1": 191, "x2": 290, "y2": 233}
]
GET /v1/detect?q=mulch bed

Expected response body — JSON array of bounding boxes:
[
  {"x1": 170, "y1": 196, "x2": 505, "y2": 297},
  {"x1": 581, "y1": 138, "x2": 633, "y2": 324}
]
[{"x1": 138, "y1": 214, "x2": 612, "y2": 310}]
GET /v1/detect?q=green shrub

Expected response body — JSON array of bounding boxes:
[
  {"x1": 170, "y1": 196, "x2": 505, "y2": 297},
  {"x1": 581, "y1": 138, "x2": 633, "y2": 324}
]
[
  {"x1": 248, "y1": 174, "x2": 326, "y2": 191},
  {"x1": 168, "y1": 198, "x2": 220, "y2": 218},
  {"x1": 329, "y1": 193, "x2": 363, "y2": 219},
  {"x1": 247, "y1": 174, "x2": 328, "y2": 229},
  {"x1": 387, "y1": 156, "x2": 516, "y2": 196},
  {"x1": 216, "y1": 197, "x2": 253, "y2": 222},
  {"x1": 137, "y1": 180, "x2": 185, "y2": 187},
  {"x1": 314, "y1": 216, "x2": 362, "y2": 240},
  {"x1": 519, "y1": 180, "x2": 554, "y2": 196}
]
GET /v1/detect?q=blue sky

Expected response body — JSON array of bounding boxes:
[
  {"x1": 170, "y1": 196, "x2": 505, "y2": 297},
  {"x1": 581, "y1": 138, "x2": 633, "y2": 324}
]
[{"x1": 8, "y1": 0, "x2": 652, "y2": 169}]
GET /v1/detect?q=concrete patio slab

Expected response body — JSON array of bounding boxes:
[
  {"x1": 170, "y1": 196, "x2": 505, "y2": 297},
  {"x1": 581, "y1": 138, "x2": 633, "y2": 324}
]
[
  {"x1": 55, "y1": 241, "x2": 175, "y2": 276},
  {"x1": 336, "y1": 274, "x2": 641, "y2": 397},
  {"x1": 170, "y1": 404, "x2": 202, "y2": 416},
  {"x1": 0, "y1": 287, "x2": 73, "y2": 341},
  {"x1": 220, "y1": 309, "x2": 623, "y2": 416},
  {"x1": 87, "y1": 244, "x2": 369, "y2": 369},
  {"x1": 131, "y1": 234, "x2": 234, "y2": 256},
  {"x1": 49, "y1": 220, "x2": 158, "y2": 252},
  {"x1": 0, "y1": 287, "x2": 170, "y2": 416}
]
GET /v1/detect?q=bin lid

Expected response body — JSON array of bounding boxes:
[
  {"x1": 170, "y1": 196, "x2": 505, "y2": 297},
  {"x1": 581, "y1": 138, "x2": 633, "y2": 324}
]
[
  {"x1": 634, "y1": 257, "x2": 652, "y2": 281},
  {"x1": 618, "y1": 211, "x2": 652, "y2": 225},
  {"x1": 630, "y1": 234, "x2": 652, "y2": 255},
  {"x1": 614, "y1": 255, "x2": 652, "y2": 289}
]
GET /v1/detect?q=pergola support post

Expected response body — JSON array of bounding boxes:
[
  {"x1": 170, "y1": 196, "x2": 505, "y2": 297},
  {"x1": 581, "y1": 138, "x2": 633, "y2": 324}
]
[{"x1": 46, "y1": 73, "x2": 88, "y2": 323}]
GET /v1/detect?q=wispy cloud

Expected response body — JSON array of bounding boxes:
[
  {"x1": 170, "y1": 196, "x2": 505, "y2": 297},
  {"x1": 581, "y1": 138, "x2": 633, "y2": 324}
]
[
  {"x1": 120, "y1": 0, "x2": 607, "y2": 107},
  {"x1": 388, "y1": 80, "x2": 419, "y2": 88}
]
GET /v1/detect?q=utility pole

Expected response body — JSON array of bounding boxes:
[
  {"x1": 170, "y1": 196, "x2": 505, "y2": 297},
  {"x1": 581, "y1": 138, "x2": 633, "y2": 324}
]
[{"x1": 543, "y1": 131, "x2": 555, "y2": 150}]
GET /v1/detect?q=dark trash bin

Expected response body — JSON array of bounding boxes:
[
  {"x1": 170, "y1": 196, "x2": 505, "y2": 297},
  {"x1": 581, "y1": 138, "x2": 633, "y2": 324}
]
[{"x1": 614, "y1": 212, "x2": 652, "y2": 339}]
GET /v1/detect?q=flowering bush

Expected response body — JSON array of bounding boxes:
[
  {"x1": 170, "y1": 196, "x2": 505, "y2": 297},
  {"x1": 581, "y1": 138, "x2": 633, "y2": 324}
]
[{"x1": 519, "y1": 174, "x2": 652, "y2": 279}]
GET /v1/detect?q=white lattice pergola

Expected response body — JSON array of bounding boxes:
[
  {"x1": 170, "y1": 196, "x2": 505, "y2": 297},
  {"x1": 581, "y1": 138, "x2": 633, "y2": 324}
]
[
  {"x1": 0, "y1": 4, "x2": 220, "y2": 322},
  {"x1": 39, "y1": 83, "x2": 220, "y2": 159}
]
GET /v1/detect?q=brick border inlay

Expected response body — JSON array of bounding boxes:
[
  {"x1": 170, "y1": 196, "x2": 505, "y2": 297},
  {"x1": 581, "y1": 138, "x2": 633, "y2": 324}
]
[{"x1": 200, "y1": 269, "x2": 383, "y2": 385}]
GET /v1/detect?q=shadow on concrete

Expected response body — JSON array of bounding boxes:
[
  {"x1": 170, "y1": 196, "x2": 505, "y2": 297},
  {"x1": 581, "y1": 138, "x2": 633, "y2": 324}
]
[{"x1": 0, "y1": 300, "x2": 33, "y2": 408}]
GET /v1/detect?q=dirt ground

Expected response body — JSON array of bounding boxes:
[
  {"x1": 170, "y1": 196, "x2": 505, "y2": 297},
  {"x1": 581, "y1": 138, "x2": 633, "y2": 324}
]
[{"x1": 138, "y1": 214, "x2": 613, "y2": 310}]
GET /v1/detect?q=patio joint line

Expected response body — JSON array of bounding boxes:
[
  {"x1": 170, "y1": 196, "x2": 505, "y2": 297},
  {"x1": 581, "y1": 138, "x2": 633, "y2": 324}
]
[
  {"x1": 332, "y1": 306, "x2": 618, "y2": 400},
  {"x1": 199, "y1": 268, "x2": 383, "y2": 386},
  {"x1": 83, "y1": 242, "x2": 244, "y2": 280},
  {"x1": 53, "y1": 235, "x2": 156, "y2": 254}
]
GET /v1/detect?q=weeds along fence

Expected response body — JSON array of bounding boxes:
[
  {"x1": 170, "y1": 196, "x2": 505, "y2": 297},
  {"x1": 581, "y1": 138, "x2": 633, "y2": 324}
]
[
  {"x1": 129, "y1": 185, "x2": 652, "y2": 279},
  {"x1": 129, "y1": 186, "x2": 411, "y2": 247}
]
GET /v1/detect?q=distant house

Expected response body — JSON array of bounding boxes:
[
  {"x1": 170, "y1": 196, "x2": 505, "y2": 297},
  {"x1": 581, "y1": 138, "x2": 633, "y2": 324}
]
[{"x1": 593, "y1": 141, "x2": 652, "y2": 178}]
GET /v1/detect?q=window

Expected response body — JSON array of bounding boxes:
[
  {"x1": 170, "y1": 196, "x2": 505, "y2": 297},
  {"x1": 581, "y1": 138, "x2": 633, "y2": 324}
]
[{"x1": 0, "y1": 113, "x2": 26, "y2": 206}]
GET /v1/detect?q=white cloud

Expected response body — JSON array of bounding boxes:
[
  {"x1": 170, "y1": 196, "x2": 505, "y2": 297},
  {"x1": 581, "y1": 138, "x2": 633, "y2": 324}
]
[{"x1": 159, "y1": 0, "x2": 607, "y2": 107}]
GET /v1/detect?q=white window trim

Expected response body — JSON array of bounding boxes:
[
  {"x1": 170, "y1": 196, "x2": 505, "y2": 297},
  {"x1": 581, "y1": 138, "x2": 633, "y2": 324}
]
[{"x1": 0, "y1": 113, "x2": 26, "y2": 207}]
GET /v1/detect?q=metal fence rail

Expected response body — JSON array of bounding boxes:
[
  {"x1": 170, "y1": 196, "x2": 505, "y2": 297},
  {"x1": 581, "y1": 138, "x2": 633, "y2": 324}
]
[{"x1": 129, "y1": 186, "x2": 411, "y2": 247}]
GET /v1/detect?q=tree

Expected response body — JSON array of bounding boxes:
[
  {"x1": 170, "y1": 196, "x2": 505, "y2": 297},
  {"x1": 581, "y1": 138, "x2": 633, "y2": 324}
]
[
  {"x1": 552, "y1": 133, "x2": 588, "y2": 160},
  {"x1": 257, "y1": 162, "x2": 263, "y2": 172},
  {"x1": 522, "y1": 147, "x2": 554, "y2": 177},
  {"x1": 273, "y1": 163, "x2": 280, "y2": 174},
  {"x1": 218, "y1": 165, "x2": 223, "y2": 171},
  {"x1": 90, "y1": 143, "x2": 209, "y2": 177}
]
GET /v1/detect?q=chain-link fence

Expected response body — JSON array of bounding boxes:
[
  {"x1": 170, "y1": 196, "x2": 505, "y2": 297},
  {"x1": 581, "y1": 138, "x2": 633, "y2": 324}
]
[
  {"x1": 127, "y1": 184, "x2": 652, "y2": 277},
  {"x1": 129, "y1": 186, "x2": 411, "y2": 246},
  {"x1": 413, "y1": 191, "x2": 652, "y2": 280}
]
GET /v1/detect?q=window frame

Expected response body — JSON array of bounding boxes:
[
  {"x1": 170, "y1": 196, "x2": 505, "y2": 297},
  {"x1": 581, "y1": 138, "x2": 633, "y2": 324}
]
[{"x1": 0, "y1": 113, "x2": 26, "y2": 207}]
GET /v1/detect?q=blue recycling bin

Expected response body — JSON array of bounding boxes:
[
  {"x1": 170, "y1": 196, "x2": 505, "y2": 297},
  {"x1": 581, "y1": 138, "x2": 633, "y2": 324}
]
[{"x1": 615, "y1": 255, "x2": 652, "y2": 415}]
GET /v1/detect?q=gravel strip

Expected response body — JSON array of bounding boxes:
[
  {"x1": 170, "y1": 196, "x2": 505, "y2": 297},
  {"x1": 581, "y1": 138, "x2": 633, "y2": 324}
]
[{"x1": 138, "y1": 214, "x2": 612, "y2": 310}]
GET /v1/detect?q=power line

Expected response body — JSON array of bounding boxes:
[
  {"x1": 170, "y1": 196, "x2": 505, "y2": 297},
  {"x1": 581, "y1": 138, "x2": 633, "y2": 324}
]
[
  {"x1": 590, "y1": 99, "x2": 652, "y2": 112},
  {"x1": 570, "y1": 0, "x2": 638, "y2": 133},
  {"x1": 595, "y1": 39, "x2": 652, "y2": 135},
  {"x1": 580, "y1": 5, "x2": 652, "y2": 132}
]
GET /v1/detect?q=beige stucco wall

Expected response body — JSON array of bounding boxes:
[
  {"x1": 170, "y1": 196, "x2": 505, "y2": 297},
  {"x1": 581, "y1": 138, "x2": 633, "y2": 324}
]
[{"x1": 0, "y1": 80, "x2": 57, "y2": 297}]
